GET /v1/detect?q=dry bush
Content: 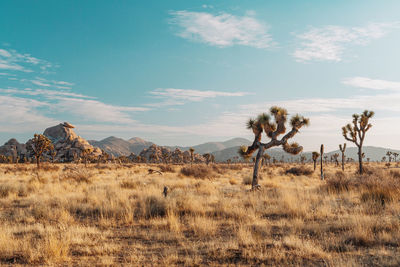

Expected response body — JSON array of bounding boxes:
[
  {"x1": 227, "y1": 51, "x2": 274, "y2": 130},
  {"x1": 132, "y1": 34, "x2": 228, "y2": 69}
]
[
  {"x1": 120, "y1": 179, "x2": 139, "y2": 189},
  {"x1": 325, "y1": 171, "x2": 352, "y2": 193},
  {"x1": 242, "y1": 176, "x2": 252, "y2": 185},
  {"x1": 40, "y1": 163, "x2": 60, "y2": 172},
  {"x1": 284, "y1": 166, "x2": 313, "y2": 176},
  {"x1": 60, "y1": 167, "x2": 92, "y2": 183},
  {"x1": 137, "y1": 196, "x2": 167, "y2": 219},
  {"x1": 324, "y1": 168, "x2": 400, "y2": 205},
  {"x1": 0, "y1": 184, "x2": 15, "y2": 198},
  {"x1": 157, "y1": 164, "x2": 175, "y2": 173},
  {"x1": 180, "y1": 165, "x2": 212, "y2": 179}
]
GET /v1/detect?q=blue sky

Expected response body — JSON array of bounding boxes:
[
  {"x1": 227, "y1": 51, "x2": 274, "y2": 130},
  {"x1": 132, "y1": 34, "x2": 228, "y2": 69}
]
[{"x1": 1, "y1": 0, "x2": 400, "y2": 151}]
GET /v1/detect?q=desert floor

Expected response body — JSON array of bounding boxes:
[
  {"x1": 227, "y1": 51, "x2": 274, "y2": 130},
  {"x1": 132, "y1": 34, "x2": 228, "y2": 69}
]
[{"x1": 0, "y1": 162, "x2": 399, "y2": 266}]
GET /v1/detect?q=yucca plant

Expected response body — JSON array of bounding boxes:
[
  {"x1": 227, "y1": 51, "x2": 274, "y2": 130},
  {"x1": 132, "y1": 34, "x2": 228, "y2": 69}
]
[
  {"x1": 339, "y1": 143, "x2": 346, "y2": 171},
  {"x1": 239, "y1": 106, "x2": 309, "y2": 190},
  {"x1": 342, "y1": 110, "x2": 374, "y2": 175},
  {"x1": 312, "y1": 151, "x2": 320, "y2": 171}
]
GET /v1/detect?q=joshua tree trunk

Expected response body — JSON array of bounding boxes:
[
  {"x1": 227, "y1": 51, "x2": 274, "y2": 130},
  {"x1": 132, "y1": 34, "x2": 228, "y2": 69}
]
[
  {"x1": 252, "y1": 146, "x2": 264, "y2": 189},
  {"x1": 342, "y1": 153, "x2": 345, "y2": 171},
  {"x1": 358, "y1": 145, "x2": 363, "y2": 175},
  {"x1": 36, "y1": 155, "x2": 40, "y2": 169},
  {"x1": 313, "y1": 160, "x2": 316, "y2": 171},
  {"x1": 320, "y1": 145, "x2": 324, "y2": 180}
]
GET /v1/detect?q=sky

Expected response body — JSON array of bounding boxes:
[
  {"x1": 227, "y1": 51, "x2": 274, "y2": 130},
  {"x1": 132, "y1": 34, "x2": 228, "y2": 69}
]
[{"x1": 1, "y1": 0, "x2": 400, "y2": 151}]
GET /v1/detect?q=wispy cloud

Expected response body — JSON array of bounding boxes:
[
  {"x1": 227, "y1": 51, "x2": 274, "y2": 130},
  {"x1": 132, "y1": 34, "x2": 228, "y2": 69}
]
[
  {"x1": 148, "y1": 88, "x2": 249, "y2": 106},
  {"x1": 30, "y1": 77, "x2": 74, "y2": 89},
  {"x1": 169, "y1": 10, "x2": 274, "y2": 48},
  {"x1": 342, "y1": 76, "x2": 400, "y2": 91},
  {"x1": 0, "y1": 48, "x2": 54, "y2": 72},
  {"x1": 55, "y1": 98, "x2": 150, "y2": 124},
  {"x1": 0, "y1": 94, "x2": 57, "y2": 133},
  {"x1": 293, "y1": 22, "x2": 400, "y2": 62}
]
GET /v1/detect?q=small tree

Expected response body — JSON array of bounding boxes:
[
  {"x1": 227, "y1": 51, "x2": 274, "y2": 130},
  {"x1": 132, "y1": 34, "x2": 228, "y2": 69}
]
[
  {"x1": 263, "y1": 153, "x2": 271, "y2": 166},
  {"x1": 342, "y1": 110, "x2": 374, "y2": 175},
  {"x1": 189, "y1": 147, "x2": 195, "y2": 165},
  {"x1": 386, "y1": 151, "x2": 392, "y2": 163},
  {"x1": 81, "y1": 148, "x2": 93, "y2": 167},
  {"x1": 28, "y1": 134, "x2": 53, "y2": 169},
  {"x1": 203, "y1": 153, "x2": 211, "y2": 165},
  {"x1": 333, "y1": 153, "x2": 339, "y2": 167},
  {"x1": 312, "y1": 151, "x2": 320, "y2": 171},
  {"x1": 210, "y1": 154, "x2": 215, "y2": 164},
  {"x1": 239, "y1": 106, "x2": 309, "y2": 190},
  {"x1": 339, "y1": 143, "x2": 346, "y2": 171},
  {"x1": 393, "y1": 152, "x2": 399, "y2": 162}
]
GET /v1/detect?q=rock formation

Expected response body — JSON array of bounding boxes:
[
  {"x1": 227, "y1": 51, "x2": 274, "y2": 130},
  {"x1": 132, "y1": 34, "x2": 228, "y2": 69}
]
[
  {"x1": 0, "y1": 138, "x2": 27, "y2": 161},
  {"x1": 0, "y1": 122, "x2": 102, "y2": 163},
  {"x1": 40, "y1": 122, "x2": 102, "y2": 162}
]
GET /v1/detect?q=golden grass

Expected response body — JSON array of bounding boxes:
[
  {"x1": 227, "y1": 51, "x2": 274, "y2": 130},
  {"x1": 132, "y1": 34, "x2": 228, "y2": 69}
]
[{"x1": 0, "y1": 162, "x2": 399, "y2": 266}]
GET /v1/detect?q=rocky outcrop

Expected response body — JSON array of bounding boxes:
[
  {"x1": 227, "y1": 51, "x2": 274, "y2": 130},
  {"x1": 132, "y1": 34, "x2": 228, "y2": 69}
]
[
  {"x1": 40, "y1": 122, "x2": 102, "y2": 162},
  {"x1": 139, "y1": 145, "x2": 205, "y2": 164},
  {"x1": 0, "y1": 122, "x2": 103, "y2": 163},
  {"x1": 0, "y1": 139, "x2": 27, "y2": 161}
]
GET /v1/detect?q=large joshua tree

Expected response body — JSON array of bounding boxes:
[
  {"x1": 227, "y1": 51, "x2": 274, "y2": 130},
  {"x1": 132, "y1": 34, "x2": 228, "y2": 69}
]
[
  {"x1": 239, "y1": 106, "x2": 309, "y2": 190},
  {"x1": 339, "y1": 143, "x2": 346, "y2": 171},
  {"x1": 342, "y1": 110, "x2": 374, "y2": 175}
]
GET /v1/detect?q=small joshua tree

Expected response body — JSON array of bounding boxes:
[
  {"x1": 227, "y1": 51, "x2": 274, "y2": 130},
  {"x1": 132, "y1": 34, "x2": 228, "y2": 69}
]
[
  {"x1": 189, "y1": 147, "x2": 195, "y2": 165},
  {"x1": 239, "y1": 106, "x2": 309, "y2": 190},
  {"x1": 333, "y1": 153, "x2": 339, "y2": 167},
  {"x1": 386, "y1": 151, "x2": 392, "y2": 163},
  {"x1": 203, "y1": 153, "x2": 211, "y2": 165},
  {"x1": 81, "y1": 148, "x2": 93, "y2": 167},
  {"x1": 28, "y1": 134, "x2": 53, "y2": 169},
  {"x1": 393, "y1": 152, "x2": 399, "y2": 162},
  {"x1": 263, "y1": 153, "x2": 271, "y2": 166},
  {"x1": 320, "y1": 145, "x2": 324, "y2": 180},
  {"x1": 342, "y1": 110, "x2": 374, "y2": 175},
  {"x1": 339, "y1": 143, "x2": 346, "y2": 171},
  {"x1": 312, "y1": 152, "x2": 320, "y2": 171}
]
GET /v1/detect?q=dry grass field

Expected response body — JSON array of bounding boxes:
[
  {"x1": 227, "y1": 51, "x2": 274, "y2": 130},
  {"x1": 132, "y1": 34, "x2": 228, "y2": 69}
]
[{"x1": 0, "y1": 162, "x2": 399, "y2": 266}]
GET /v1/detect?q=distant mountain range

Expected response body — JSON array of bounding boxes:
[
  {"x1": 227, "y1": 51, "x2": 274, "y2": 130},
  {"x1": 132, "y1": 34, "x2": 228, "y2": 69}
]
[
  {"x1": 88, "y1": 136, "x2": 399, "y2": 162},
  {"x1": 88, "y1": 136, "x2": 153, "y2": 156}
]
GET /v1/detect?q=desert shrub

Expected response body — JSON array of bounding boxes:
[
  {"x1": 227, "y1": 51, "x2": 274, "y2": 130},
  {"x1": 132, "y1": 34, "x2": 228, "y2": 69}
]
[
  {"x1": 242, "y1": 176, "x2": 252, "y2": 185},
  {"x1": 60, "y1": 167, "x2": 92, "y2": 183},
  {"x1": 40, "y1": 163, "x2": 60, "y2": 172},
  {"x1": 325, "y1": 171, "x2": 352, "y2": 192},
  {"x1": 120, "y1": 180, "x2": 138, "y2": 189},
  {"x1": 0, "y1": 184, "x2": 15, "y2": 198},
  {"x1": 361, "y1": 188, "x2": 395, "y2": 206},
  {"x1": 158, "y1": 164, "x2": 175, "y2": 173},
  {"x1": 389, "y1": 170, "x2": 400, "y2": 179},
  {"x1": 285, "y1": 166, "x2": 313, "y2": 176},
  {"x1": 140, "y1": 196, "x2": 167, "y2": 219},
  {"x1": 180, "y1": 165, "x2": 212, "y2": 179}
]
